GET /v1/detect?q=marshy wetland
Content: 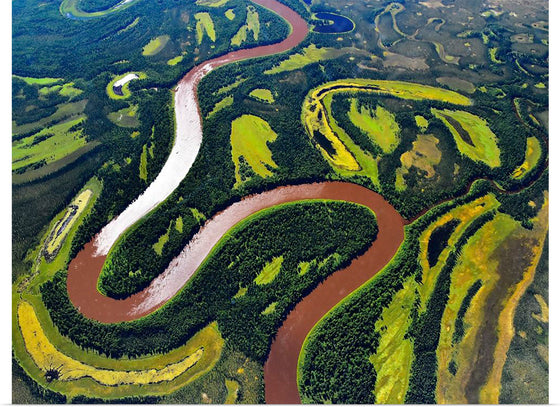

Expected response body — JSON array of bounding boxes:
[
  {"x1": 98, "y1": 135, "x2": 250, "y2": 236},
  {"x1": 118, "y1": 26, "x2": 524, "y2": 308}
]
[{"x1": 12, "y1": 0, "x2": 548, "y2": 403}]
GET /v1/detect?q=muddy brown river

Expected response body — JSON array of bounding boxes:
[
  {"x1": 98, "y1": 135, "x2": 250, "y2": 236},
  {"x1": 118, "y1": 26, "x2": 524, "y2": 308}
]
[{"x1": 66, "y1": 1, "x2": 405, "y2": 403}]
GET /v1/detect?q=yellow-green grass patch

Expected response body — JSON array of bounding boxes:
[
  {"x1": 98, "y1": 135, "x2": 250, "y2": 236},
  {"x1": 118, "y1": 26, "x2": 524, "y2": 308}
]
[
  {"x1": 261, "y1": 302, "x2": 278, "y2": 315},
  {"x1": 167, "y1": 55, "x2": 184, "y2": 66},
  {"x1": 417, "y1": 194, "x2": 500, "y2": 311},
  {"x1": 535, "y1": 82, "x2": 546, "y2": 89},
  {"x1": 225, "y1": 8, "x2": 235, "y2": 20},
  {"x1": 175, "y1": 216, "x2": 184, "y2": 233},
  {"x1": 231, "y1": 5, "x2": 259, "y2": 46},
  {"x1": 139, "y1": 144, "x2": 148, "y2": 181},
  {"x1": 479, "y1": 197, "x2": 548, "y2": 404},
  {"x1": 233, "y1": 286, "x2": 248, "y2": 298},
  {"x1": 118, "y1": 17, "x2": 140, "y2": 34},
  {"x1": 12, "y1": 116, "x2": 87, "y2": 171},
  {"x1": 190, "y1": 207, "x2": 206, "y2": 223},
  {"x1": 195, "y1": 12, "x2": 216, "y2": 44},
  {"x1": 302, "y1": 78, "x2": 471, "y2": 185},
  {"x1": 265, "y1": 44, "x2": 373, "y2": 75},
  {"x1": 298, "y1": 261, "x2": 312, "y2": 276},
  {"x1": 254, "y1": 256, "x2": 284, "y2": 285},
  {"x1": 13, "y1": 100, "x2": 87, "y2": 136},
  {"x1": 415, "y1": 115, "x2": 429, "y2": 132},
  {"x1": 207, "y1": 95, "x2": 234, "y2": 118},
  {"x1": 15, "y1": 297, "x2": 224, "y2": 399},
  {"x1": 230, "y1": 114, "x2": 279, "y2": 187},
  {"x1": 489, "y1": 47, "x2": 505, "y2": 64},
  {"x1": 18, "y1": 178, "x2": 102, "y2": 294},
  {"x1": 13, "y1": 75, "x2": 62, "y2": 86},
  {"x1": 348, "y1": 98, "x2": 400, "y2": 154},
  {"x1": 142, "y1": 35, "x2": 170, "y2": 56},
  {"x1": 432, "y1": 108, "x2": 501, "y2": 168},
  {"x1": 436, "y1": 196, "x2": 548, "y2": 404},
  {"x1": 395, "y1": 134, "x2": 441, "y2": 192},
  {"x1": 106, "y1": 72, "x2": 146, "y2": 99},
  {"x1": 368, "y1": 277, "x2": 416, "y2": 404},
  {"x1": 108, "y1": 105, "x2": 140, "y2": 128},
  {"x1": 44, "y1": 189, "x2": 93, "y2": 257},
  {"x1": 249, "y1": 88, "x2": 275, "y2": 103},
  {"x1": 531, "y1": 294, "x2": 548, "y2": 324},
  {"x1": 196, "y1": 0, "x2": 230, "y2": 6},
  {"x1": 224, "y1": 379, "x2": 240, "y2": 403},
  {"x1": 153, "y1": 220, "x2": 174, "y2": 255},
  {"x1": 216, "y1": 77, "x2": 246, "y2": 95},
  {"x1": 511, "y1": 137, "x2": 541, "y2": 180},
  {"x1": 432, "y1": 41, "x2": 460, "y2": 64},
  {"x1": 39, "y1": 82, "x2": 83, "y2": 98},
  {"x1": 307, "y1": 79, "x2": 471, "y2": 107}
]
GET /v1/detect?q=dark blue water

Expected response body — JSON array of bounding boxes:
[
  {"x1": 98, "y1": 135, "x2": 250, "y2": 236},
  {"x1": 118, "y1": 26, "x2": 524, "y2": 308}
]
[{"x1": 312, "y1": 12, "x2": 354, "y2": 33}]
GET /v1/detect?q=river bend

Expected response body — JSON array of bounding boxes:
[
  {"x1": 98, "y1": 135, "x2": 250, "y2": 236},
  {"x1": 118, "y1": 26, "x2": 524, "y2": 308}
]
[{"x1": 65, "y1": 0, "x2": 405, "y2": 404}]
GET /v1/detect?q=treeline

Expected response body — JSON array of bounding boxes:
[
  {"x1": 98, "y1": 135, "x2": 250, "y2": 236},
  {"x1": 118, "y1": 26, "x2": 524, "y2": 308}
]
[
  {"x1": 298, "y1": 180, "x2": 495, "y2": 403},
  {"x1": 44, "y1": 201, "x2": 377, "y2": 363}
]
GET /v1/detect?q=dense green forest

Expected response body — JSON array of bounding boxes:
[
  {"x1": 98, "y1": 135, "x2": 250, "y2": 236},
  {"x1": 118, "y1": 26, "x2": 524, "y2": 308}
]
[{"x1": 43, "y1": 201, "x2": 377, "y2": 360}]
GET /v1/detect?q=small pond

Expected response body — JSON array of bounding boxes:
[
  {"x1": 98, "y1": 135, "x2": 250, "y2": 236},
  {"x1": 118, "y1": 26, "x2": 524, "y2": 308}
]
[{"x1": 312, "y1": 12, "x2": 354, "y2": 33}]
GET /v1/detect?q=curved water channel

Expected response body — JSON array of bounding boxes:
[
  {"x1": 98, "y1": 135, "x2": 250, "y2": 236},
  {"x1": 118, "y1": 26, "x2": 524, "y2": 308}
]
[{"x1": 66, "y1": 0, "x2": 405, "y2": 403}]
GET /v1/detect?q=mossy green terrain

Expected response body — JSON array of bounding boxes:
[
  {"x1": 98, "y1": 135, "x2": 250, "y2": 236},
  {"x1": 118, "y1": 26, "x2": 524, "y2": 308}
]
[
  {"x1": 44, "y1": 189, "x2": 93, "y2": 258},
  {"x1": 195, "y1": 13, "x2": 216, "y2": 44},
  {"x1": 264, "y1": 45, "x2": 373, "y2": 75},
  {"x1": 511, "y1": 137, "x2": 541, "y2": 180},
  {"x1": 230, "y1": 114, "x2": 278, "y2": 187},
  {"x1": 225, "y1": 8, "x2": 235, "y2": 20},
  {"x1": 231, "y1": 6, "x2": 259, "y2": 46},
  {"x1": 347, "y1": 98, "x2": 400, "y2": 154},
  {"x1": 368, "y1": 276, "x2": 416, "y2": 404},
  {"x1": 13, "y1": 75, "x2": 62, "y2": 85},
  {"x1": 39, "y1": 82, "x2": 83, "y2": 98},
  {"x1": 254, "y1": 256, "x2": 284, "y2": 285},
  {"x1": 108, "y1": 105, "x2": 140, "y2": 128},
  {"x1": 142, "y1": 35, "x2": 170, "y2": 56},
  {"x1": 432, "y1": 108, "x2": 501, "y2": 168},
  {"x1": 12, "y1": 100, "x2": 87, "y2": 137},
  {"x1": 395, "y1": 134, "x2": 441, "y2": 191},
  {"x1": 167, "y1": 55, "x2": 184, "y2": 66},
  {"x1": 196, "y1": 0, "x2": 230, "y2": 7},
  {"x1": 12, "y1": 116, "x2": 87, "y2": 172},
  {"x1": 139, "y1": 144, "x2": 148, "y2": 181},
  {"x1": 207, "y1": 95, "x2": 233, "y2": 118},
  {"x1": 249, "y1": 88, "x2": 275, "y2": 103}
]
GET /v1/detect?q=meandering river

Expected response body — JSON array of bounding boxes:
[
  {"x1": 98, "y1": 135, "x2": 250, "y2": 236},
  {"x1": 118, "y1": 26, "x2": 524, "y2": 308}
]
[{"x1": 66, "y1": 0, "x2": 405, "y2": 403}]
